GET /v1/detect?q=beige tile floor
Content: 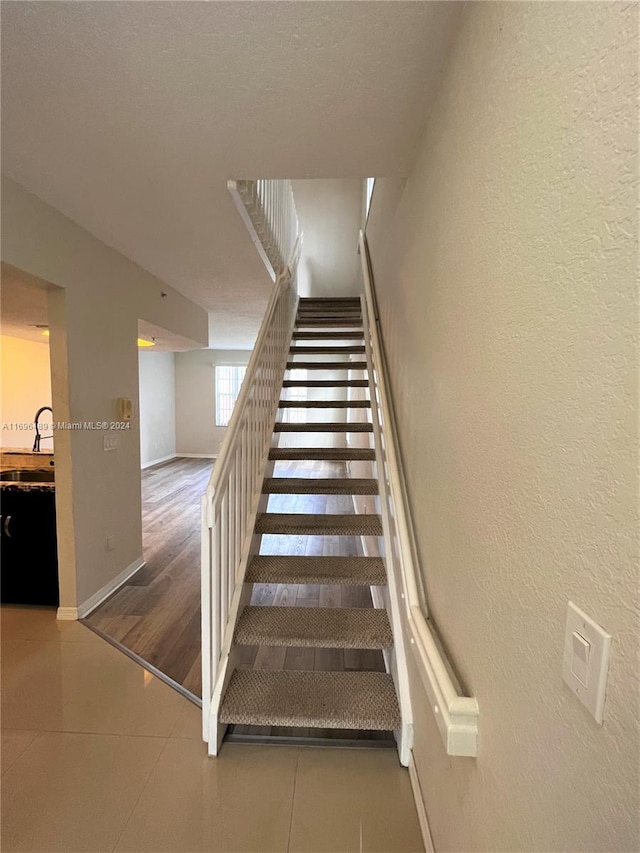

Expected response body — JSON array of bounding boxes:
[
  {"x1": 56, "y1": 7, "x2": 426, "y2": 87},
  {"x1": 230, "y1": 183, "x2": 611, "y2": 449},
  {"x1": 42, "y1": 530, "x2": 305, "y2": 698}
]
[{"x1": 1, "y1": 606, "x2": 424, "y2": 853}]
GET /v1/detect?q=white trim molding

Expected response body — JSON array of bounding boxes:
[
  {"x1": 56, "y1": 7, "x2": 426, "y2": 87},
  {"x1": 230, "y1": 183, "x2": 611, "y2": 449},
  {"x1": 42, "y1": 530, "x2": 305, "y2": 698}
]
[
  {"x1": 56, "y1": 606, "x2": 79, "y2": 621},
  {"x1": 409, "y1": 606, "x2": 479, "y2": 757},
  {"x1": 408, "y1": 754, "x2": 436, "y2": 853},
  {"x1": 65, "y1": 556, "x2": 146, "y2": 620},
  {"x1": 177, "y1": 453, "x2": 217, "y2": 460},
  {"x1": 141, "y1": 453, "x2": 177, "y2": 470}
]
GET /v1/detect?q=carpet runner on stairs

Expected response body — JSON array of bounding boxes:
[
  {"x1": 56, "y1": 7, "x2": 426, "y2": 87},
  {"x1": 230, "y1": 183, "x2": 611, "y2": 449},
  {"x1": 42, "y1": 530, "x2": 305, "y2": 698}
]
[
  {"x1": 262, "y1": 477, "x2": 378, "y2": 495},
  {"x1": 278, "y1": 399, "x2": 371, "y2": 408},
  {"x1": 292, "y1": 330, "x2": 364, "y2": 339},
  {"x1": 218, "y1": 295, "x2": 400, "y2": 737},
  {"x1": 274, "y1": 422, "x2": 372, "y2": 433},
  {"x1": 282, "y1": 378, "x2": 368, "y2": 387},
  {"x1": 255, "y1": 512, "x2": 383, "y2": 536},
  {"x1": 245, "y1": 555, "x2": 387, "y2": 586},
  {"x1": 220, "y1": 670, "x2": 400, "y2": 730},
  {"x1": 285, "y1": 360, "x2": 368, "y2": 370},
  {"x1": 234, "y1": 606, "x2": 393, "y2": 649},
  {"x1": 268, "y1": 446, "x2": 375, "y2": 461}
]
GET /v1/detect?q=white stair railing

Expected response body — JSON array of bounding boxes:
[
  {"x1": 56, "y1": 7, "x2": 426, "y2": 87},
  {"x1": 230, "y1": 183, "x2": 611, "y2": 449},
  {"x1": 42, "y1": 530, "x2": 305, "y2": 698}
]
[
  {"x1": 359, "y1": 231, "x2": 480, "y2": 757},
  {"x1": 202, "y1": 181, "x2": 301, "y2": 754},
  {"x1": 201, "y1": 258, "x2": 298, "y2": 752},
  {"x1": 228, "y1": 179, "x2": 299, "y2": 280}
]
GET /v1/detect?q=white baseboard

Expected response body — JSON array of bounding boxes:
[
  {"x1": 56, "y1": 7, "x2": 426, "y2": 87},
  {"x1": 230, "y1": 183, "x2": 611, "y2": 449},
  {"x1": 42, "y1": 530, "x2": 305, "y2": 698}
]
[
  {"x1": 141, "y1": 453, "x2": 177, "y2": 470},
  {"x1": 408, "y1": 754, "x2": 435, "y2": 853},
  {"x1": 56, "y1": 606, "x2": 79, "y2": 621},
  {"x1": 177, "y1": 453, "x2": 217, "y2": 459},
  {"x1": 56, "y1": 556, "x2": 146, "y2": 621}
]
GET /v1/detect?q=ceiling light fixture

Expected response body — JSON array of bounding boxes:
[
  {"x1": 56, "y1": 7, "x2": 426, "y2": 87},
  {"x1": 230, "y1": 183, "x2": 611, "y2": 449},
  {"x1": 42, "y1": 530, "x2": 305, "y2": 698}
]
[{"x1": 137, "y1": 338, "x2": 155, "y2": 348}]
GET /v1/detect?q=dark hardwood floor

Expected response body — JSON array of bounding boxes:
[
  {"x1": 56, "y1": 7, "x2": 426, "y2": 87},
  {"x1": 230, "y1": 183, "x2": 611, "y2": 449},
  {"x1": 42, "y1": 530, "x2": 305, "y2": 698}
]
[{"x1": 84, "y1": 456, "x2": 386, "y2": 723}]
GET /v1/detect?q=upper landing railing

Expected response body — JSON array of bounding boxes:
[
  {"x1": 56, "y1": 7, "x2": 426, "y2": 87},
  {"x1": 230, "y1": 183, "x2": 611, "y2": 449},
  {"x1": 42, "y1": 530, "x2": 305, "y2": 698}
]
[{"x1": 228, "y1": 179, "x2": 299, "y2": 280}]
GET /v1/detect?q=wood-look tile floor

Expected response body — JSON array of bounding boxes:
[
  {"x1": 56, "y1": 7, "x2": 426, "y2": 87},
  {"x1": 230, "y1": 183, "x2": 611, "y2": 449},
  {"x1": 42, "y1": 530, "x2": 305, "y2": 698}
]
[
  {"x1": 84, "y1": 457, "x2": 211, "y2": 696},
  {"x1": 84, "y1": 456, "x2": 387, "y2": 736}
]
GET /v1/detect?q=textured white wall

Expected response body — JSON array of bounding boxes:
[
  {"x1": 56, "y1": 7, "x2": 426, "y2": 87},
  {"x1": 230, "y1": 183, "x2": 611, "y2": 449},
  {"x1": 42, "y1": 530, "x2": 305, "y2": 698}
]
[
  {"x1": 366, "y1": 4, "x2": 639, "y2": 851},
  {"x1": 1, "y1": 177, "x2": 208, "y2": 611},
  {"x1": 138, "y1": 351, "x2": 176, "y2": 468},
  {"x1": 293, "y1": 179, "x2": 363, "y2": 297},
  {"x1": 0, "y1": 335, "x2": 52, "y2": 449},
  {"x1": 175, "y1": 349, "x2": 251, "y2": 456}
]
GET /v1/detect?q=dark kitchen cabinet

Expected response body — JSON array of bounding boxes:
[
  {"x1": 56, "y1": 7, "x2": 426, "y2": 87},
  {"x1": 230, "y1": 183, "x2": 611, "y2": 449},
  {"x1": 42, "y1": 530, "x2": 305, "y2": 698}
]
[{"x1": 1, "y1": 487, "x2": 59, "y2": 606}]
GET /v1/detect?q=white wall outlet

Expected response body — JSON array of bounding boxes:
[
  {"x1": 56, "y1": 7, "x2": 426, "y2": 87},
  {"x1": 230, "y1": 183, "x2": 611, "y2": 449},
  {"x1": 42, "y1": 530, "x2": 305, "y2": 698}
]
[
  {"x1": 104, "y1": 435, "x2": 118, "y2": 452},
  {"x1": 105, "y1": 536, "x2": 115, "y2": 552},
  {"x1": 562, "y1": 601, "x2": 612, "y2": 724}
]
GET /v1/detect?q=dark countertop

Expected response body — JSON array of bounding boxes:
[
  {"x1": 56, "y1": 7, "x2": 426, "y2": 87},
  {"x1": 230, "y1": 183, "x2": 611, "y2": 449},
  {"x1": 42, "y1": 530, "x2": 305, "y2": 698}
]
[
  {"x1": 0, "y1": 481, "x2": 56, "y2": 493},
  {"x1": 0, "y1": 448, "x2": 54, "y2": 457}
]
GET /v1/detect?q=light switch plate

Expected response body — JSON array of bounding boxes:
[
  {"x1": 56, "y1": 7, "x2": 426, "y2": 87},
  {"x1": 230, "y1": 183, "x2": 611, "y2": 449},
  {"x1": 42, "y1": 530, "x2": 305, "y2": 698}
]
[
  {"x1": 103, "y1": 435, "x2": 118, "y2": 452},
  {"x1": 562, "y1": 601, "x2": 611, "y2": 724}
]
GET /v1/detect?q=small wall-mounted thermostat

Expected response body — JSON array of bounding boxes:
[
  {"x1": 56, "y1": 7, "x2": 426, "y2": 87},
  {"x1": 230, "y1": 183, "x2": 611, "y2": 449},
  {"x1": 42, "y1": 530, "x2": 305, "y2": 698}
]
[{"x1": 117, "y1": 397, "x2": 133, "y2": 421}]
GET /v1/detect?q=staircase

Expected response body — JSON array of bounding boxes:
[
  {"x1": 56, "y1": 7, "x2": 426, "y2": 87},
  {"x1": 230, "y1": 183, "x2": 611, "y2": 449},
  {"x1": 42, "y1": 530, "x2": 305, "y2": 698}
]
[{"x1": 217, "y1": 297, "x2": 401, "y2": 737}]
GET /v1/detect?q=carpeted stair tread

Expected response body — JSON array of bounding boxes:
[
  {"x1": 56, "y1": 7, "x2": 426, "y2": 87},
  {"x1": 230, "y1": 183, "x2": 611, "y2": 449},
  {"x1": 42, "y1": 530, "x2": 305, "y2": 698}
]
[
  {"x1": 282, "y1": 379, "x2": 368, "y2": 388},
  {"x1": 263, "y1": 477, "x2": 378, "y2": 495},
  {"x1": 299, "y1": 296, "x2": 361, "y2": 302},
  {"x1": 279, "y1": 400, "x2": 371, "y2": 408},
  {"x1": 295, "y1": 319, "x2": 363, "y2": 327},
  {"x1": 274, "y1": 422, "x2": 372, "y2": 433},
  {"x1": 219, "y1": 670, "x2": 400, "y2": 730},
  {"x1": 292, "y1": 331, "x2": 364, "y2": 340},
  {"x1": 235, "y1": 606, "x2": 393, "y2": 649},
  {"x1": 297, "y1": 304, "x2": 361, "y2": 310},
  {"x1": 255, "y1": 512, "x2": 383, "y2": 536},
  {"x1": 269, "y1": 447, "x2": 375, "y2": 461},
  {"x1": 289, "y1": 346, "x2": 365, "y2": 354},
  {"x1": 298, "y1": 310, "x2": 361, "y2": 314},
  {"x1": 287, "y1": 361, "x2": 368, "y2": 370},
  {"x1": 296, "y1": 313, "x2": 362, "y2": 319},
  {"x1": 246, "y1": 555, "x2": 387, "y2": 586},
  {"x1": 299, "y1": 297, "x2": 361, "y2": 303}
]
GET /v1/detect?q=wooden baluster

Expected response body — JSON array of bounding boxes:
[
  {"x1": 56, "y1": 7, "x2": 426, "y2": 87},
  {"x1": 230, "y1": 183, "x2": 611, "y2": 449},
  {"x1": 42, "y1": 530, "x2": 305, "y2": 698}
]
[
  {"x1": 234, "y1": 456, "x2": 242, "y2": 582},
  {"x1": 201, "y1": 497, "x2": 212, "y2": 741},
  {"x1": 228, "y1": 458, "x2": 237, "y2": 591},
  {"x1": 241, "y1": 429, "x2": 248, "y2": 534},
  {"x1": 212, "y1": 512, "x2": 221, "y2": 671},
  {"x1": 220, "y1": 493, "x2": 229, "y2": 640}
]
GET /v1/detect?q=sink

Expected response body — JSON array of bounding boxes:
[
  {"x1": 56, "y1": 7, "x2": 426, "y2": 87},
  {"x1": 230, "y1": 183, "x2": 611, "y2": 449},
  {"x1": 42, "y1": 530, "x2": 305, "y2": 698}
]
[{"x1": 1, "y1": 469, "x2": 55, "y2": 483}]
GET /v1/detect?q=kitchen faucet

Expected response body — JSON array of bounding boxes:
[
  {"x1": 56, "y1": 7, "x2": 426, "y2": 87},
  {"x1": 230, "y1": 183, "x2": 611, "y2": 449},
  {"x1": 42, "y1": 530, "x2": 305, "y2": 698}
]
[{"x1": 32, "y1": 406, "x2": 53, "y2": 452}]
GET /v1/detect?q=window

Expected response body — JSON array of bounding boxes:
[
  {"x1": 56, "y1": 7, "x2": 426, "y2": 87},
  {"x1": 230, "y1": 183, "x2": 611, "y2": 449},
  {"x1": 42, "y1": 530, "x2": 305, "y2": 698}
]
[
  {"x1": 215, "y1": 365, "x2": 247, "y2": 427},
  {"x1": 365, "y1": 177, "x2": 375, "y2": 221}
]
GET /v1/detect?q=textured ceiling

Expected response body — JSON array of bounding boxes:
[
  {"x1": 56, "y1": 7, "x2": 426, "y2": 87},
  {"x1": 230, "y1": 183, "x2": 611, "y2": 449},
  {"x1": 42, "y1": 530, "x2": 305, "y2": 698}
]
[
  {"x1": 1, "y1": 1, "x2": 460, "y2": 347},
  {"x1": 0, "y1": 263, "x2": 200, "y2": 351},
  {"x1": 0, "y1": 264, "x2": 50, "y2": 345}
]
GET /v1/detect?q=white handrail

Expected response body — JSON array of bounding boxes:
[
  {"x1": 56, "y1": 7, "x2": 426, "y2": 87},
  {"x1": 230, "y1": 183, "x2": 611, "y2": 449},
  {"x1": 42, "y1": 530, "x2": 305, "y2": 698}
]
[{"x1": 359, "y1": 231, "x2": 479, "y2": 757}]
